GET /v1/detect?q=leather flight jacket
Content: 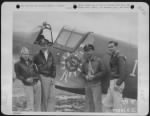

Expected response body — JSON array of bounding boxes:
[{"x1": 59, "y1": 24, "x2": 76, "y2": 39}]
[
  {"x1": 33, "y1": 49, "x2": 56, "y2": 78},
  {"x1": 81, "y1": 55, "x2": 106, "y2": 84},
  {"x1": 109, "y1": 51, "x2": 127, "y2": 86},
  {"x1": 14, "y1": 57, "x2": 40, "y2": 86}
]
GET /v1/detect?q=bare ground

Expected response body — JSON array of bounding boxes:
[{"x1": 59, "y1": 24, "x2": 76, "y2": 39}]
[{"x1": 13, "y1": 79, "x2": 137, "y2": 112}]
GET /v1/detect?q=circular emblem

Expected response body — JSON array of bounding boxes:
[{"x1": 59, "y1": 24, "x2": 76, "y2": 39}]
[
  {"x1": 60, "y1": 50, "x2": 84, "y2": 82},
  {"x1": 65, "y1": 55, "x2": 81, "y2": 72}
]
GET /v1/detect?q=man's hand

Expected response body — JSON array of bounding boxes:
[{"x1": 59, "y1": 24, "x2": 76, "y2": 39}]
[
  {"x1": 111, "y1": 72, "x2": 119, "y2": 77},
  {"x1": 86, "y1": 74, "x2": 94, "y2": 80},
  {"x1": 26, "y1": 78, "x2": 33, "y2": 83},
  {"x1": 85, "y1": 75, "x2": 89, "y2": 80},
  {"x1": 51, "y1": 78, "x2": 55, "y2": 84},
  {"x1": 116, "y1": 79, "x2": 122, "y2": 86},
  {"x1": 88, "y1": 74, "x2": 94, "y2": 80},
  {"x1": 114, "y1": 84, "x2": 123, "y2": 93}
]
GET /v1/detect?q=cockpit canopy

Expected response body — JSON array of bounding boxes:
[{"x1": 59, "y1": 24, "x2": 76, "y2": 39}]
[{"x1": 53, "y1": 26, "x2": 91, "y2": 52}]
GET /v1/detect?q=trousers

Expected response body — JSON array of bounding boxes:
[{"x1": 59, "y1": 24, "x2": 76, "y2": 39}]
[
  {"x1": 102, "y1": 79, "x2": 125, "y2": 112},
  {"x1": 40, "y1": 75, "x2": 56, "y2": 112},
  {"x1": 24, "y1": 81, "x2": 41, "y2": 111},
  {"x1": 85, "y1": 82, "x2": 102, "y2": 112}
]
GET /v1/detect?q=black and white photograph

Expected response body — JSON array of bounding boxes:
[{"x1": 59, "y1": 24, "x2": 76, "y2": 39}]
[
  {"x1": 1, "y1": 2, "x2": 149, "y2": 115},
  {"x1": 12, "y1": 11, "x2": 138, "y2": 113}
]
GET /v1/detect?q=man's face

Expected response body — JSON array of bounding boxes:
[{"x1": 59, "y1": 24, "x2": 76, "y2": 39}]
[
  {"x1": 22, "y1": 54, "x2": 30, "y2": 60},
  {"x1": 108, "y1": 43, "x2": 117, "y2": 54},
  {"x1": 41, "y1": 43, "x2": 49, "y2": 50},
  {"x1": 84, "y1": 49, "x2": 94, "y2": 59}
]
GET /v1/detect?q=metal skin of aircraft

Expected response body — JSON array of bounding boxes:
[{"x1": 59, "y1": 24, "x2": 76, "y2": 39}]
[
  {"x1": 50, "y1": 27, "x2": 137, "y2": 100},
  {"x1": 13, "y1": 23, "x2": 138, "y2": 100}
]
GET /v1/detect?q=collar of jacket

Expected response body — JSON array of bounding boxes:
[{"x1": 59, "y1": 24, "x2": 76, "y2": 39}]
[
  {"x1": 39, "y1": 49, "x2": 52, "y2": 60},
  {"x1": 112, "y1": 50, "x2": 120, "y2": 58},
  {"x1": 20, "y1": 57, "x2": 32, "y2": 65},
  {"x1": 39, "y1": 49, "x2": 48, "y2": 56},
  {"x1": 86, "y1": 55, "x2": 97, "y2": 62},
  {"x1": 39, "y1": 48, "x2": 51, "y2": 54}
]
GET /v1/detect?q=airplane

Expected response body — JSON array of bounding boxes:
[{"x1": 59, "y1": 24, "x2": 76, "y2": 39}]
[{"x1": 13, "y1": 22, "x2": 138, "y2": 100}]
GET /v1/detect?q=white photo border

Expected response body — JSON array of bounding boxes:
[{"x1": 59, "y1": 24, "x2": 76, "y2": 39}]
[{"x1": 1, "y1": 2, "x2": 149, "y2": 115}]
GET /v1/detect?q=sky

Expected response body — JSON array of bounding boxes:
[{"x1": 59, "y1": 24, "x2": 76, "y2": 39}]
[{"x1": 13, "y1": 12, "x2": 138, "y2": 45}]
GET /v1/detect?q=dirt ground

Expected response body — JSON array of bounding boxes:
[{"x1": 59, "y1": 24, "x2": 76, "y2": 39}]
[{"x1": 13, "y1": 79, "x2": 137, "y2": 112}]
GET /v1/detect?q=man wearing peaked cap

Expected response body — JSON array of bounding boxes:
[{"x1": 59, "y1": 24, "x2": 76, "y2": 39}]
[{"x1": 81, "y1": 44, "x2": 106, "y2": 112}]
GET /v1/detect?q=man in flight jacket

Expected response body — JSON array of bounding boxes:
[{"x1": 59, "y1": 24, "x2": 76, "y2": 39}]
[
  {"x1": 33, "y1": 43, "x2": 56, "y2": 112},
  {"x1": 103, "y1": 41, "x2": 127, "y2": 112},
  {"x1": 15, "y1": 47, "x2": 41, "y2": 111},
  {"x1": 81, "y1": 44, "x2": 106, "y2": 112}
]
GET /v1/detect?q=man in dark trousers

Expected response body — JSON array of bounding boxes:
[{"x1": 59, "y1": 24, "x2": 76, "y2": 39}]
[
  {"x1": 14, "y1": 47, "x2": 41, "y2": 111},
  {"x1": 81, "y1": 44, "x2": 106, "y2": 112},
  {"x1": 33, "y1": 41, "x2": 56, "y2": 112},
  {"x1": 103, "y1": 41, "x2": 127, "y2": 112}
]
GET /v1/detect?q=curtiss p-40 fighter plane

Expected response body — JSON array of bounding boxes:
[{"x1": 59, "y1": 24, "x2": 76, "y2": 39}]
[{"x1": 14, "y1": 22, "x2": 138, "y2": 100}]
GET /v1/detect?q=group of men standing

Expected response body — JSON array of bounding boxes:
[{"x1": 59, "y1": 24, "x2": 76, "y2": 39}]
[
  {"x1": 81, "y1": 41, "x2": 127, "y2": 112},
  {"x1": 14, "y1": 39, "x2": 127, "y2": 112},
  {"x1": 15, "y1": 43, "x2": 56, "y2": 111}
]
